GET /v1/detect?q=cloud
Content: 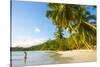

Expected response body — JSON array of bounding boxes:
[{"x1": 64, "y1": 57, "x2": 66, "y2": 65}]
[
  {"x1": 12, "y1": 38, "x2": 47, "y2": 48},
  {"x1": 34, "y1": 27, "x2": 40, "y2": 32}
]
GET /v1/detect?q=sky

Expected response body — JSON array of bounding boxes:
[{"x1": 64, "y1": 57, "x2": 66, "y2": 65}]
[
  {"x1": 12, "y1": 1, "x2": 57, "y2": 47},
  {"x1": 12, "y1": 0, "x2": 96, "y2": 47}
]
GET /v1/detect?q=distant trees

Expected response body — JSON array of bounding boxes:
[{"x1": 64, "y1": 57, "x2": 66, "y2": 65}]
[{"x1": 11, "y1": 40, "x2": 66, "y2": 51}]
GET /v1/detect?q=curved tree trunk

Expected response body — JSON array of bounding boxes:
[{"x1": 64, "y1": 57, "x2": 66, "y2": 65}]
[{"x1": 81, "y1": 19, "x2": 96, "y2": 30}]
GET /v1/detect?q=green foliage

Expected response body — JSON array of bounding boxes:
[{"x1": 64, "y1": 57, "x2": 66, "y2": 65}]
[
  {"x1": 40, "y1": 40, "x2": 60, "y2": 50},
  {"x1": 46, "y1": 3, "x2": 96, "y2": 50}
]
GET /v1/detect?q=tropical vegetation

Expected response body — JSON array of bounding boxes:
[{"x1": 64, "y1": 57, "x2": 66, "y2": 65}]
[{"x1": 46, "y1": 3, "x2": 96, "y2": 50}]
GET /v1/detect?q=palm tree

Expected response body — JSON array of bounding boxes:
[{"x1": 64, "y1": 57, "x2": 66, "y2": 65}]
[
  {"x1": 46, "y1": 3, "x2": 80, "y2": 50},
  {"x1": 46, "y1": 3, "x2": 79, "y2": 32},
  {"x1": 46, "y1": 3, "x2": 96, "y2": 50},
  {"x1": 47, "y1": 3, "x2": 96, "y2": 31},
  {"x1": 75, "y1": 5, "x2": 96, "y2": 49}
]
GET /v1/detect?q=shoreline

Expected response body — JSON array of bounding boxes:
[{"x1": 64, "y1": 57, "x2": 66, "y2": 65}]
[{"x1": 12, "y1": 49, "x2": 96, "y2": 63}]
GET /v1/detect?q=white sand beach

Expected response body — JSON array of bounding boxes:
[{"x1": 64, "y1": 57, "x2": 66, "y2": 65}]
[{"x1": 56, "y1": 49, "x2": 96, "y2": 62}]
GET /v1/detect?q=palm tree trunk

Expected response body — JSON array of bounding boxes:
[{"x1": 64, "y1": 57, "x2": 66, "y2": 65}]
[{"x1": 81, "y1": 19, "x2": 96, "y2": 30}]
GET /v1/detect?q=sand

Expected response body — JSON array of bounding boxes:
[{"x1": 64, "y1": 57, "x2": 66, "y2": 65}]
[{"x1": 56, "y1": 49, "x2": 96, "y2": 62}]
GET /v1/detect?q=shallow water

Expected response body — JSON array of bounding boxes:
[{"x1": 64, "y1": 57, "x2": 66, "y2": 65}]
[{"x1": 11, "y1": 51, "x2": 74, "y2": 67}]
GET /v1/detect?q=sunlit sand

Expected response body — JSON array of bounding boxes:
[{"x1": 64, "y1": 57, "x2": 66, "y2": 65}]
[{"x1": 56, "y1": 49, "x2": 96, "y2": 62}]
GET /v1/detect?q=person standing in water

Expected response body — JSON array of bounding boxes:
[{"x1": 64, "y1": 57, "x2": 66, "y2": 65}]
[{"x1": 24, "y1": 51, "x2": 27, "y2": 64}]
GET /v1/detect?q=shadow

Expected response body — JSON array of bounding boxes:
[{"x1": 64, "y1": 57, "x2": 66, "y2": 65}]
[{"x1": 50, "y1": 52, "x2": 73, "y2": 63}]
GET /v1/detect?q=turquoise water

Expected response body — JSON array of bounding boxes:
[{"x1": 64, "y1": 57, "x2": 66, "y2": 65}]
[{"x1": 11, "y1": 51, "x2": 72, "y2": 67}]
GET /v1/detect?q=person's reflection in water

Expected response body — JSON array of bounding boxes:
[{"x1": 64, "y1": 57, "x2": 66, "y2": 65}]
[{"x1": 24, "y1": 51, "x2": 27, "y2": 64}]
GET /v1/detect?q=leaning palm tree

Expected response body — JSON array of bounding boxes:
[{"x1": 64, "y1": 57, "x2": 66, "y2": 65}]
[
  {"x1": 74, "y1": 5, "x2": 96, "y2": 49},
  {"x1": 46, "y1": 3, "x2": 79, "y2": 50},
  {"x1": 47, "y1": 3, "x2": 96, "y2": 31},
  {"x1": 46, "y1": 3, "x2": 96, "y2": 50},
  {"x1": 46, "y1": 3, "x2": 79, "y2": 32}
]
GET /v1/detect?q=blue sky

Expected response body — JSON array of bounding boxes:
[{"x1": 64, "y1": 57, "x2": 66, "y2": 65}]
[
  {"x1": 12, "y1": 1, "x2": 57, "y2": 47},
  {"x1": 12, "y1": 1, "x2": 56, "y2": 47},
  {"x1": 12, "y1": 1, "x2": 56, "y2": 40},
  {"x1": 12, "y1": 1, "x2": 96, "y2": 47}
]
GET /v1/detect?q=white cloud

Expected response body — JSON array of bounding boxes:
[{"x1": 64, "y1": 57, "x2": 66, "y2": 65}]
[
  {"x1": 12, "y1": 38, "x2": 47, "y2": 47},
  {"x1": 34, "y1": 27, "x2": 40, "y2": 32}
]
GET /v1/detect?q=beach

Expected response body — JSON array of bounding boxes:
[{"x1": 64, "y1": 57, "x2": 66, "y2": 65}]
[
  {"x1": 11, "y1": 50, "x2": 96, "y2": 67},
  {"x1": 56, "y1": 49, "x2": 96, "y2": 62}
]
